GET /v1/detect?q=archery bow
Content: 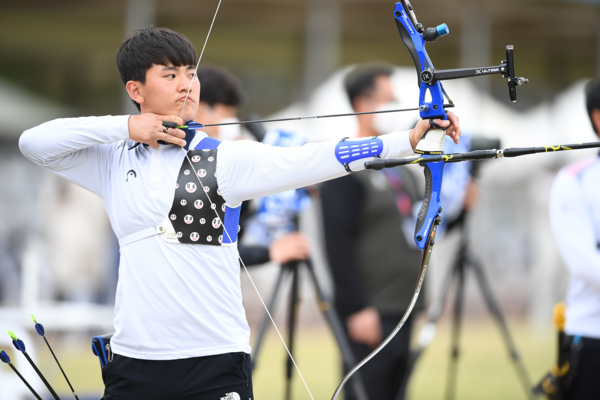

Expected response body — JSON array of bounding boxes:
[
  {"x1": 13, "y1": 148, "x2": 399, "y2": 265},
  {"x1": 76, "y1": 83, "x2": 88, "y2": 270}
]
[
  {"x1": 333, "y1": 1, "x2": 600, "y2": 399},
  {"x1": 330, "y1": 1, "x2": 533, "y2": 398}
]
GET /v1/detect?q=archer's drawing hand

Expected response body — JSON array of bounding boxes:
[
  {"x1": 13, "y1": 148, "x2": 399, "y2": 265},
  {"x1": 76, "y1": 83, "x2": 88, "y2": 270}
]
[
  {"x1": 269, "y1": 233, "x2": 311, "y2": 264},
  {"x1": 409, "y1": 111, "x2": 461, "y2": 150},
  {"x1": 128, "y1": 114, "x2": 187, "y2": 149},
  {"x1": 347, "y1": 307, "x2": 382, "y2": 348}
]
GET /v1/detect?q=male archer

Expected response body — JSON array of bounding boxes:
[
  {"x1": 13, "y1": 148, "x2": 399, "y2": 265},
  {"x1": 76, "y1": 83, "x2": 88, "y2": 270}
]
[{"x1": 19, "y1": 27, "x2": 461, "y2": 399}]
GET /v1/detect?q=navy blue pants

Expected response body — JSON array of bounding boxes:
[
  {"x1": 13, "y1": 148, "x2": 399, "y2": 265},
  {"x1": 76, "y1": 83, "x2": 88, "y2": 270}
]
[{"x1": 101, "y1": 352, "x2": 253, "y2": 400}]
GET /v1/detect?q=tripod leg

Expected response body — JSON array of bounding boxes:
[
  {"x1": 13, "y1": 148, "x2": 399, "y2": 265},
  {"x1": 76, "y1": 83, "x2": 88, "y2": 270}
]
[
  {"x1": 285, "y1": 262, "x2": 300, "y2": 400},
  {"x1": 445, "y1": 259, "x2": 466, "y2": 400},
  {"x1": 470, "y1": 257, "x2": 534, "y2": 400},
  {"x1": 251, "y1": 266, "x2": 287, "y2": 370},
  {"x1": 304, "y1": 258, "x2": 370, "y2": 400}
]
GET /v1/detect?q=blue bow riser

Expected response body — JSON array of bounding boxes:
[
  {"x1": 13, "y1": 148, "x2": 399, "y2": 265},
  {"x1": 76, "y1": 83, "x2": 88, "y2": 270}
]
[{"x1": 414, "y1": 159, "x2": 445, "y2": 250}]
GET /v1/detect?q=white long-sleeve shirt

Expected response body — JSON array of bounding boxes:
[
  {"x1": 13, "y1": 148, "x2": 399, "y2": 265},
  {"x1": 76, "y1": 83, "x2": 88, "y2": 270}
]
[
  {"x1": 549, "y1": 156, "x2": 600, "y2": 339},
  {"x1": 19, "y1": 115, "x2": 414, "y2": 360}
]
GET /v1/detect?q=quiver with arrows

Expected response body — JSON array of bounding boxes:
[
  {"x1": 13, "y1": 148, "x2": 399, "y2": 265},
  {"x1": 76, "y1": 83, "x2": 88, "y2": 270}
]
[{"x1": 532, "y1": 302, "x2": 583, "y2": 399}]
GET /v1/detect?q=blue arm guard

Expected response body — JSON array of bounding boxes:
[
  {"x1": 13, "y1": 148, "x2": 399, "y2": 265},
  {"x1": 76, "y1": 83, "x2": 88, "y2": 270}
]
[{"x1": 335, "y1": 136, "x2": 384, "y2": 173}]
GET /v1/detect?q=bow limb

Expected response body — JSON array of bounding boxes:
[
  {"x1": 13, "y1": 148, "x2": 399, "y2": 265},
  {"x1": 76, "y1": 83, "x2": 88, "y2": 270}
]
[
  {"x1": 332, "y1": 2, "x2": 454, "y2": 395},
  {"x1": 331, "y1": 218, "x2": 440, "y2": 400},
  {"x1": 335, "y1": 0, "x2": 532, "y2": 395}
]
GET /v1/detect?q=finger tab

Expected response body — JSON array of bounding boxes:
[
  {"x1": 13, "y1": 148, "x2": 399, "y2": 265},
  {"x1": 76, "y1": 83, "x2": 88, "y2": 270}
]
[{"x1": 162, "y1": 121, "x2": 178, "y2": 129}]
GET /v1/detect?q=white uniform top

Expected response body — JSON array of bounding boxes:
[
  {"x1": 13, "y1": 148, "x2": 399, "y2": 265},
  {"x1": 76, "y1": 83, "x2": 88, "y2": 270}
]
[
  {"x1": 19, "y1": 115, "x2": 414, "y2": 360},
  {"x1": 549, "y1": 155, "x2": 600, "y2": 339}
]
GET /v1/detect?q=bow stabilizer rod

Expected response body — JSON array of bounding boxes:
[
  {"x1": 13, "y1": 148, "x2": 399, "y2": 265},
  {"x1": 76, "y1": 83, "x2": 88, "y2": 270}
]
[{"x1": 365, "y1": 141, "x2": 600, "y2": 169}]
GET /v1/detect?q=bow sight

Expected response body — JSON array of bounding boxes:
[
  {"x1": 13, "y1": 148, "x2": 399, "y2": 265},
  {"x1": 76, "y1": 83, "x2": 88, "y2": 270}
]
[{"x1": 395, "y1": 0, "x2": 528, "y2": 118}]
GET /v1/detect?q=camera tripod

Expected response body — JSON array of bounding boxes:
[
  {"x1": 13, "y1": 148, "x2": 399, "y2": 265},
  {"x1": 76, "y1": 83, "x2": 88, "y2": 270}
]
[
  {"x1": 396, "y1": 211, "x2": 534, "y2": 400},
  {"x1": 250, "y1": 256, "x2": 370, "y2": 400}
]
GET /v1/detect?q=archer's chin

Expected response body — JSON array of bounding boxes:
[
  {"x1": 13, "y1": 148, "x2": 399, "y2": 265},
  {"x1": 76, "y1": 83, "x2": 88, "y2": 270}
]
[{"x1": 180, "y1": 106, "x2": 198, "y2": 122}]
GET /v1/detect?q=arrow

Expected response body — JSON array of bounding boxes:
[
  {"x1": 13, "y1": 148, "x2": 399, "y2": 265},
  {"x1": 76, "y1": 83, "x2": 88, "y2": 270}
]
[
  {"x1": 365, "y1": 141, "x2": 600, "y2": 170},
  {"x1": 32, "y1": 314, "x2": 80, "y2": 399},
  {"x1": 8, "y1": 330, "x2": 61, "y2": 400},
  {"x1": 0, "y1": 349, "x2": 43, "y2": 400},
  {"x1": 169, "y1": 106, "x2": 426, "y2": 130}
]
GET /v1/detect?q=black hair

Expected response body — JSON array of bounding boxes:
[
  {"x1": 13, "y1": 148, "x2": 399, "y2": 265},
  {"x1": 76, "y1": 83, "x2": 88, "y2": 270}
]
[
  {"x1": 197, "y1": 66, "x2": 245, "y2": 108},
  {"x1": 116, "y1": 27, "x2": 197, "y2": 111},
  {"x1": 344, "y1": 62, "x2": 394, "y2": 109},
  {"x1": 585, "y1": 79, "x2": 600, "y2": 135}
]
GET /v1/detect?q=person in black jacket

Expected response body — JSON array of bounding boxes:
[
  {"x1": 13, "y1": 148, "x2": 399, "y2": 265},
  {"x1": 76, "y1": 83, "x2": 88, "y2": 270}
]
[{"x1": 321, "y1": 63, "x2": 425, "y2": 400}]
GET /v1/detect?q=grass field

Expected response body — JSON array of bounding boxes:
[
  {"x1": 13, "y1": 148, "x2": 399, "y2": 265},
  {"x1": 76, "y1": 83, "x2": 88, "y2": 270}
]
[{"x1": 33, "y1": 317, "x2": 554, "y2": 400}]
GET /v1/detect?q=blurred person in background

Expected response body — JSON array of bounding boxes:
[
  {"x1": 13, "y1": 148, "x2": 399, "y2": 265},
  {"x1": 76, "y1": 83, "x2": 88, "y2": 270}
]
[
  {"x1": 41, "y1": 175, "x2": 116, "y2": 303},
  {"x1": 193, "y1": 66, "x2": 244, "y2": 141},
  {"x1": 321, "y1": 63, "x2": 473, "y2": 400},
  {"x1": 193, "y1": 65, "x2": 311, "y2": 267},
  {"x1": 19, "y1": 26, "x2": 460, "y2": 399},
  {"x1": 548, "y1": 79, "x2": 600, "y2": 399},
  {"x1": 321, "y1": 63, "x2": 425, "y2": 400}
]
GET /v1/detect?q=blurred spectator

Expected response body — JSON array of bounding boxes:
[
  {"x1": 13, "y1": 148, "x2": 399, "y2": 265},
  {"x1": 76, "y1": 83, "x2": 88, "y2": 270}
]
[
  {"x1": 548, "y1": 79, "x2": 600, "y2": 399},
  {"x1": 0, "y1": 241, "x2": 20, "y2": 305},
  {"x1": 320, "y1": 63, "x2": 425, "y2": 400},
  {"x1": 40, "y1": 174, "x2": 116, "y2": 303},
  {"x1": 193, "y1": 66, "x2": 311, "y2": 266},
  {"x1": 194, "y1": 66, "x2": 244, "y2": 141},
  {"x1": 321, "y1": 63, "x2": 474, "y2": 399}
]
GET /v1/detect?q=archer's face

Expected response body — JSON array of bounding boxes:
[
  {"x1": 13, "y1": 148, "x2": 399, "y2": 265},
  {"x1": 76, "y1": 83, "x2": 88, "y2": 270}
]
[{"x1": 129, "y1": 63, "x2": 200, "y2": 122}]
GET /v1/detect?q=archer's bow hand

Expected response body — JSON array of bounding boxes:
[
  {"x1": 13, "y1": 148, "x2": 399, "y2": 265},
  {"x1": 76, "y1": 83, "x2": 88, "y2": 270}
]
[
  {"x1": 409, "y1": 111, "x2": 461, "y2": 150},
  {"x1": 128, "y1": 114, "x2": 186, "y2": 149}
]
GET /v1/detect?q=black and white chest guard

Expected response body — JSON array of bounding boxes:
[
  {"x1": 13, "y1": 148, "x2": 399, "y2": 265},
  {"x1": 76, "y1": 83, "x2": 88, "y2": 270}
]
[{"x1": 159, "y1": 137, "x2": 240, "y2": 246}]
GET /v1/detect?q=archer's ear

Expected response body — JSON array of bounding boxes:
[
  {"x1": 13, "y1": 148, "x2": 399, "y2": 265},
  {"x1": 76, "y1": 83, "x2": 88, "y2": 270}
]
[
  {"x1": 126, "y1": 81, "x2": 144, "y2": 105},
  {"x1": 591, "y1": 109, "x2": 600, "y2": 136},
  {"x1": 352, "y1": 96, "x2": 367, "y2": 113}
]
